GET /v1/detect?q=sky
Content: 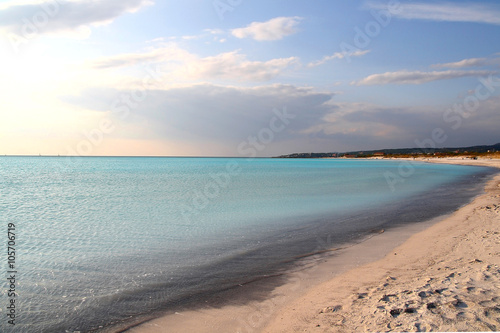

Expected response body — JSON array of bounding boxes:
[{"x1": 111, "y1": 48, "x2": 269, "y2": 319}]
[{"x1": 0, "y1": 0, "x2": 499, "y2": 157}]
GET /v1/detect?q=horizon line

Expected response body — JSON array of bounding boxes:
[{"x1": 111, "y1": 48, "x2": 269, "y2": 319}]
[{"x1": 1, "y1": 141, "x2": 498, "y2": 159}]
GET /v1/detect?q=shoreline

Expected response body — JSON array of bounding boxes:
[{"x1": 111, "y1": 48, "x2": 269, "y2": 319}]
[
  {"x1": 125, "y1": 158, "x2": 500, "y2": 333},
  {"x1": 264, "y1": 158, "x2": 500, "y2": 332}
]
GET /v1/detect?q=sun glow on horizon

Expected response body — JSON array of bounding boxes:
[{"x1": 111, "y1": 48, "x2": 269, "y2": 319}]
[{"x1": 1, "y1": 0, "x2": 499, "y2": 156}]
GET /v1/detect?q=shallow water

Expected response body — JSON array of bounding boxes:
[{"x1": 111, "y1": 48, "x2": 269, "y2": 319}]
[{"x1": 0, "y1": 157, "x2": 493, "y2": 332}]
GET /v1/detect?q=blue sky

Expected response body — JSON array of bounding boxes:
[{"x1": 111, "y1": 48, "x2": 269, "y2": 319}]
[{"x1": 0, "y1": 0, "x2": 499, "y2": 156}]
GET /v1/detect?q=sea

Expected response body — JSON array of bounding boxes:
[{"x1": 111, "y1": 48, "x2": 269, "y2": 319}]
[{"x1": 0, "y1": 156, "x2": 495, "y2": 332}]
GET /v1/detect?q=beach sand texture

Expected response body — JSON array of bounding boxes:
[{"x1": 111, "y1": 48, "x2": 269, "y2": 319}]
[{"x1": 264, "y1": 159, "x2": 500, "y2": 332}]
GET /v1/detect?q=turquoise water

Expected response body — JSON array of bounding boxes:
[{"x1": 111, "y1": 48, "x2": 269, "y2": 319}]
[{"x1": 0, "y1": 157, "x2": 493, "y2": 331}]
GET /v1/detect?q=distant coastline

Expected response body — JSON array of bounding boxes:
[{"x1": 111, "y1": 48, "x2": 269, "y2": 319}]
[{"x1": 275, "y1": 142, "x2": 500, "y2": 159}]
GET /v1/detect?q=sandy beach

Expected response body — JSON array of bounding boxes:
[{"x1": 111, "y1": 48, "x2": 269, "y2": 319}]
[
  {"x1": 264, "y1": 158, "x2": 500, "y2": 332},
  {"x1": 128, "y1": 158, "x2": 500, "y2": 333}
]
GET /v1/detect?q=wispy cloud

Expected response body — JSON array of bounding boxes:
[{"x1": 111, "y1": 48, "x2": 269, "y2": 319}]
[
  {"x1": 88, "y1": 45, "x2": 191, "y2": 69},
  {"x1": 432, "y1": 57, "x2": 500, "y2": 68},
  {"x1": 308, "y1": 50, "x2": 370, "y2": 68},
  {"x1": 367, "y1": 1, "x2": 500, "y2": 25},
  {"x1": 0, "y1": 0, "x2": 152, "y2": 37},
  {"x1": 354, "y1": 69, "x2": 496, "y2": 85},
  {"x1": 164, "y1": 29, "x2": 227, "y2": 43},
  {"x1": 88, "y1": 46, "x2": 298, "y2": 82},
  {"x1": 231, "y1": 16, "x2": 302, "y2": 41}
]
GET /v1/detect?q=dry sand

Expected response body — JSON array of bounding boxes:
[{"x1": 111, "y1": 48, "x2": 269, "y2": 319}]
[{"x1": 127, "y1": 158, "x2": 500, "y2": 333}]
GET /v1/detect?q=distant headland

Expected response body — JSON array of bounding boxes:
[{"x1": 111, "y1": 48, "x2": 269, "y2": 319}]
[{"x1": 275, "y1": 143, "x2": 500, "y2": 159}]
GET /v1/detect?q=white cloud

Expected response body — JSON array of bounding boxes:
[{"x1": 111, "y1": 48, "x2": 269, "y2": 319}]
[
  {"x1": 354, "y1": 70, "x2": 496, "y2": 85},
  {"x1": 181, "y1": 35, "x2": 200, "y2": 40},
  {"x1": 0, "y1": 0, "x2": 152, "y2": 37},
  {"x1": 204, "y1": 28, "x2": 224, "y2": 35},
  {"x1": 432, "y1": 57, "x2": 500, "y2": 68},
  {"x1": 157, "y1": 29, "x2": 230, "y2": 45},
  {"x1": 308, "y1": 50, "x2": 370, "y2": 68},
  {"x1": 183, "y1": 51, "x2": 299, "y2": 81},
  {"x1": 146, "y1": 37, "x2": 165, "y2": 43},
  {"x1": 367, "y1": 1, "x2": 500, "y2": 25},
  {"x1": 231, "y1": 16, "x2": 302, "y2": 41}
]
